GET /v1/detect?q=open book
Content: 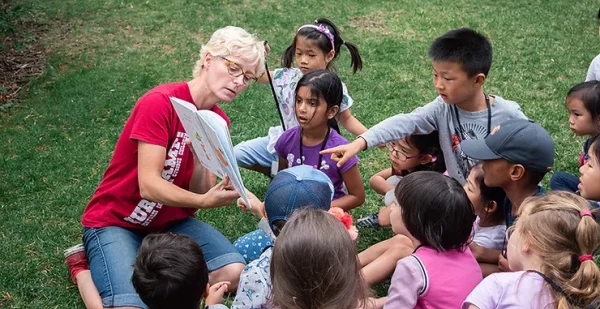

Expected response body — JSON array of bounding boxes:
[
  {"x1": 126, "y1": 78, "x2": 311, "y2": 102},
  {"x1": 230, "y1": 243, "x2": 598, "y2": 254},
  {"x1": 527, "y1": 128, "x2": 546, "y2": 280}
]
[{"x1": 170, "y1": 97, "x2": 250, "y2": 207}]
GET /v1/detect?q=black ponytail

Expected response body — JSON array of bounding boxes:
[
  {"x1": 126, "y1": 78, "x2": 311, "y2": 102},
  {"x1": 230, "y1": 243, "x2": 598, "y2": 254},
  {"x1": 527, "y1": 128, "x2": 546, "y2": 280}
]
[{"x1": 282, "y1": 18, "x2": 363, "y2": 73}]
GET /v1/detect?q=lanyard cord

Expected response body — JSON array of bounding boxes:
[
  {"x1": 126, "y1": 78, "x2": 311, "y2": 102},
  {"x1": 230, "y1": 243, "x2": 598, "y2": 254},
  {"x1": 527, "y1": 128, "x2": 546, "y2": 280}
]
[
  {"x1": 527, "y1": 270, "x2": 584, "y2": 307},
  {"x1": 453, "y1": 93, "x2": 492, "y2": 141},
  {"x1": 299, "y1": 127, "x2": 330, "y2": 170},
  {"x1": 264, "y1": 60, "x2": 286, "y2": 131}
]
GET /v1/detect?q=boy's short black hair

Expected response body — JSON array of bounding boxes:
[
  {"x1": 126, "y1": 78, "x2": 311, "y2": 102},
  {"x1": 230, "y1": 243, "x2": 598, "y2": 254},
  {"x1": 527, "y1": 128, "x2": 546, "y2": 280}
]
[
  {"x1": 132, "y1": 233, "x2": 208, "y2": 309},
  {"x1": 523, "y1": 168, "x2": 547, "y2": 187},
  {"x1": 429, "y1": 28, "x2": 493, "y2": 77},
  {"x1": 395, "y1": 171, "x2": 476, "y2": 252}
]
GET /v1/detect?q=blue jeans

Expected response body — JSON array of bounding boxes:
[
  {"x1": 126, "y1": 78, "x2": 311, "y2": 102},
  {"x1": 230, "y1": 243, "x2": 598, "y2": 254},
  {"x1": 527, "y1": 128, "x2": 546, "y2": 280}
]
[
  {"x1": 83, "y1": 217, "x2": 244, "y2": 308},
  {"x1": 549, "y1": 171, "x2": 580, "y2": 193},
  {"x1": 234, "y1": 136, "x2": 277, "y2": 168}
]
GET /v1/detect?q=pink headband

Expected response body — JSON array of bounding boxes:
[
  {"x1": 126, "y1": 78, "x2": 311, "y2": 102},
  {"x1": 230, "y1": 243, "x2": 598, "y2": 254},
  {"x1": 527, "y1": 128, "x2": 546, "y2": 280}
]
[{"x1": 297, "y1": 24, "x2": 335, "y2": 51}]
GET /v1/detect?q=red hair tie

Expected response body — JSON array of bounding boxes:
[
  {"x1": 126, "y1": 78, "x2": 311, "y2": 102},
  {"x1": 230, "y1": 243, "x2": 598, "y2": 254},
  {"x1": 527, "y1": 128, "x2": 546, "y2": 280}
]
[
  {"x1": 579, "y1": 254, "x2": 594, "y2": 263},
  {"x1": 580, "y1": 210, "x2": 592, "y2": 218}
]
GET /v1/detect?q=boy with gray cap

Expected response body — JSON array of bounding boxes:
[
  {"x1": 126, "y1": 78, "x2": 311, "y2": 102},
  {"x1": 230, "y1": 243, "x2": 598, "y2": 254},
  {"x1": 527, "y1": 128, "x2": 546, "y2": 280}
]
[{"x1": 461, "y1": 118, "x2": 554, "y2": 272}]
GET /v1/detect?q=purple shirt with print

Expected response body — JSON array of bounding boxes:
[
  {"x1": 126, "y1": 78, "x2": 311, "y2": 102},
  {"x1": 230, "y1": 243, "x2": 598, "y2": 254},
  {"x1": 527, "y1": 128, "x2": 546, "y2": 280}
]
[{"x1": 275, "y1": 126, "x2": 358, "y2": 200}]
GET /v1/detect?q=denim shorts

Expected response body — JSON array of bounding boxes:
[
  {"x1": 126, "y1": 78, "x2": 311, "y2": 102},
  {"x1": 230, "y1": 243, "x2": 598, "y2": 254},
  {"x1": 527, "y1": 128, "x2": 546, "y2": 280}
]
[
  {"x1": 83, "y1": 217, "x2": 245, "y2": 308},
  {"x1": 233, "y1": 135, "x2": 278, "y2": 168}
]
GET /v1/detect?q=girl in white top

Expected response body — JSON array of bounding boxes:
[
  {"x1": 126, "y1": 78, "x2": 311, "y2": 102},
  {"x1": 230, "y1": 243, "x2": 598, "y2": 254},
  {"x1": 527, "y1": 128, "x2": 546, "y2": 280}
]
[
  {"x1": 463, "y1": 191, "x2": 600, "y2": 309},
  {"x1": 463, "y1": 164, "x2": 507, "y2": 276},
  {"x1": 233, "y1": 18, "x2": 367, "y2": 176}
]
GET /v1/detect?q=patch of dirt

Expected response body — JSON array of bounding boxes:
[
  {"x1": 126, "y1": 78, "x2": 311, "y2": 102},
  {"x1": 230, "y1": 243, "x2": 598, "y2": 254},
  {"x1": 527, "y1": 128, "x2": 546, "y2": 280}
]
[
  {"x1": 0, "y1": 5, "x2": 47, "y2": 106},
  {"x1": 348, "y1": 10, "x2": 392, "y2": 35}
]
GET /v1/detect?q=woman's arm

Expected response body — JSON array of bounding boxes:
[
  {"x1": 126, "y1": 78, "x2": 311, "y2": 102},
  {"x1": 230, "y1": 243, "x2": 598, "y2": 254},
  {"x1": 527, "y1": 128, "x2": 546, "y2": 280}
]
[
  {"x1": 137, "y1": 142, "x2": 238, "y2": 209},
  {"x1": 331, "y1": 165, "x2": 365, "y2": 211},
  {"x1": 369, "y1": 168, "x2": 394, "y2": 195},
  {"x1": 338, "y1": 109, "x2": 368, "y2": 136}
]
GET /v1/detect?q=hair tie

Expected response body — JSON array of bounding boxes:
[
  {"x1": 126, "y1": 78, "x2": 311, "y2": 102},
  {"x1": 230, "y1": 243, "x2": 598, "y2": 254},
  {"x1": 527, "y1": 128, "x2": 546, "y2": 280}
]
[
  {"x1": 580, "y1": 209, "x2": 593, "y2": 218},
  {"x1": 327, "y1": 207, "x2": 358, "y2": 240},
  {"x1": 579, "y1": 254, "x2": 594, "y2": 263},
  {"x1": 297, "y1": 24, "x2": 335, "y2": 51}
]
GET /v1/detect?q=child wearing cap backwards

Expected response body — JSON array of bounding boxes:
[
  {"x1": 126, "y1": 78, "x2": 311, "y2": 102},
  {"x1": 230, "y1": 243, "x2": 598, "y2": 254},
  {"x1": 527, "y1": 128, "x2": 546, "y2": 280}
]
[
  {"x1": 321, "y1": 28, "x2": 526, "y2": 185},
  {"x1": 461, "y1": 118, "x2": 555, "y2": 273},
  {"x1": 229, "y1": 165, "x2": 336, "y2": 309}
]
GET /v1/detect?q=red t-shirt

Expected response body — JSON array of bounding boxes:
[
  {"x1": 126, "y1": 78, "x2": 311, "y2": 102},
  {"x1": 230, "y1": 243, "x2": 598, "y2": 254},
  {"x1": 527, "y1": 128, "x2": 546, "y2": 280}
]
[{"x1": 81, "y1": 82, "x2": 230, "y2": 231}]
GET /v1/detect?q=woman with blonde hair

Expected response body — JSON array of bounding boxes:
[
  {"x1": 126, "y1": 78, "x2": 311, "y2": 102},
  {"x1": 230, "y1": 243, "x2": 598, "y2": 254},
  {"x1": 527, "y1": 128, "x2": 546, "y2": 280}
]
[
  {"x1": 64, "y1": 26, "x2": 266, "y2": 309},
  {"x1": 464, "y1": 191, "x2": 600, "y2": 309}
]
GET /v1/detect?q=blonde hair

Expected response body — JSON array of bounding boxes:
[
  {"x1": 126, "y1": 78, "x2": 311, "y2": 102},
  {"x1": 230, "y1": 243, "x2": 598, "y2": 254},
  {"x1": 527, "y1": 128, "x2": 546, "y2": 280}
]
[
  {"x1": 192, "y1": 26, "x2": 265, "y2": 78},
  {"x1": 517, "y1": 191, "x2": 600, "y2": 308}
]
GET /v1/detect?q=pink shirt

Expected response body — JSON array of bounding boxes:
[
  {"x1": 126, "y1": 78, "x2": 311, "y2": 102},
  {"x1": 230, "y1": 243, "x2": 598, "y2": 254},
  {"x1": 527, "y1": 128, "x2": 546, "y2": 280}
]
[{"x1": 384, "y1": 246, "x2": 482, "y2": 309}]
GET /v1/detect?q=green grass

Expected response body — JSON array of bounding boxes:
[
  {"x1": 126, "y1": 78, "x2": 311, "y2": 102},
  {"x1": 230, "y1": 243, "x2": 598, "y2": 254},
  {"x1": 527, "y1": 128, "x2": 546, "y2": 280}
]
[{"x1": 1, "y1": 0, "x2": 599, "y2": 307}]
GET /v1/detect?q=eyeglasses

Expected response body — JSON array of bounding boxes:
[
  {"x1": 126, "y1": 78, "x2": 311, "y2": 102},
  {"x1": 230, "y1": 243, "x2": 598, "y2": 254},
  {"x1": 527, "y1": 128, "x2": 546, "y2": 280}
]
[
  {"x1": 386, "y1": 142, "x2": 423, "y2": 162},
  {"x1": 217, "y1": 56, "x2": 257, "y2": 85}
]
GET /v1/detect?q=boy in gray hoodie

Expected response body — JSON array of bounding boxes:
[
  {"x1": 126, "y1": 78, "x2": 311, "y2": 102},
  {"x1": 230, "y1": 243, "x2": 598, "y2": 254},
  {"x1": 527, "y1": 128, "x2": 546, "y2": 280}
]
[{"x1": 322, "y1": 28, "x2": 526, "y2": 185}]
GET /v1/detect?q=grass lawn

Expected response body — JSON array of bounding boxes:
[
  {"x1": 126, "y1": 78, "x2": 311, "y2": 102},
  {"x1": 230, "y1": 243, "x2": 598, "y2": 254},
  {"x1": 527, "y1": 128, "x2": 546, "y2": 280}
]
[{"x1": 1, "y1": 0, "x2": 599, "y2": 307}]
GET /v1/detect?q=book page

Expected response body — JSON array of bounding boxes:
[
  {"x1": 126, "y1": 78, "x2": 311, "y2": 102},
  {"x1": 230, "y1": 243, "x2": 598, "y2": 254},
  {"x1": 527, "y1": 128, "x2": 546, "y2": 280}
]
[{"x1": 170, "y1": 97, "x2": 250, "y2": 206}]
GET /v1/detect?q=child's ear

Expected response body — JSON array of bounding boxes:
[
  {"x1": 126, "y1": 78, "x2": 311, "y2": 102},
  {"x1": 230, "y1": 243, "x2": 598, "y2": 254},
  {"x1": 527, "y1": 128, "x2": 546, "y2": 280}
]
[
  {"x1": 203, "y1": 283, "x2": 210, "y2": 299},
  {"x1": 419, "y1": 154, "x2": 435, "y2": 165},
  {"x1": 485, "y1": 200, "x2": 498, "y2": 213},
  {"x1": 473, "y1": 73, "x2": 486, "y2": 87},
  {"x1": 327, "y1": 105, "x2": 340, "y2": 119},
  {"x1": 325, "y1": 50, "x2": 335, "y2": 64},
  {"x1": 509, "y1": 164, "x2": 525, "y2": 181}
]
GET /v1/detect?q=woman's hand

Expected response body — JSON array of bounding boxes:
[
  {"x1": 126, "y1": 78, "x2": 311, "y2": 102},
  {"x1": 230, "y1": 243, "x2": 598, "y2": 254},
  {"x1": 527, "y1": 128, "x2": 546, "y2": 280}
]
[
  {"x1": 205, "y1": 281, "x2": 230, "y2": 305},
  {"x1": 320, "y1": 137, "x2": 367, "y2": 167},
  {"x1": 201, "y1": 177, "x2": 239, "y2": 208},
  {"x1": 237, "y1": 190, "x2": 266, "y2": 218}
]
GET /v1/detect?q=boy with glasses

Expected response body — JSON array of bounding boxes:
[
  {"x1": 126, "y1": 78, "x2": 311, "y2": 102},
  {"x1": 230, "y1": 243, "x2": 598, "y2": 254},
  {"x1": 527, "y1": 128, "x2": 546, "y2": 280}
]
[{"x1": 357, "y1": 132, "x2": 445, "y2": 228}]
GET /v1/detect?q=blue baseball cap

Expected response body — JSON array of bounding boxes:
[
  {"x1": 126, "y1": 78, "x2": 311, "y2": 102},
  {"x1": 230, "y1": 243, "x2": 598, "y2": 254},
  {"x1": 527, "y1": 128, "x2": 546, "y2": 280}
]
[
  {"x1": 264, "y1": 165, "x2": 334, "y2": 231},
  {"x1": 461, "y1": 119, "x2": 554, "y2": 172}
]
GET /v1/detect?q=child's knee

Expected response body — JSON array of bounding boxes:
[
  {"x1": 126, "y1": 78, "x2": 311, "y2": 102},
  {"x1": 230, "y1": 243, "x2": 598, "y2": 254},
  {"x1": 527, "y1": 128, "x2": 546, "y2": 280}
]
[{"x1": 210, "y1": 262, "x2": 245, "y2": 290}]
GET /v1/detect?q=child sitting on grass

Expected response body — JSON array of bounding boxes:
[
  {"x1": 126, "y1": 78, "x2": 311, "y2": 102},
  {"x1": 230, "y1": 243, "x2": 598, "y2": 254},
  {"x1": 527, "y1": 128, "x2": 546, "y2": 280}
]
[
  {"x1": 321, "y1": 28, "x2": 526, "y2": 185},
  {"x1": 464, "y1": 164, "x2": 506, "y2": 276},
  {"x1": 269, "y1": 207, "x2": 371, "y2": 309},
  {"x1": 231, "y1": 165, "x2": 335, "y2": 308},
  {"x1": 463, "y1": 192, "x2": 600, "y2": 308},
  {"x1": 551, "y1": 81, "x2": 600, "y2": 193},
  {"x1": 356, "y1": 131, "x2": 445, "y2": 228},
  {"x1": 131, "y1": 233, "x2": 230, "y2": 309},
  {"x1": 275, "y1": 69, "x2": 364, "y2": 211},
  {"x1": 461, "y1": 118, "x2": 554, "y2": 272},
  {"x1": 377, "y1": 171, "x2": 481, "y2": 308}
]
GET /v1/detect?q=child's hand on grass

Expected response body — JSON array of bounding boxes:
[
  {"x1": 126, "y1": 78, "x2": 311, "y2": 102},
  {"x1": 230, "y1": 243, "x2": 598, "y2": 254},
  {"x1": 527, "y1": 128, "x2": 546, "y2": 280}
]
[{"x1": 205, "y1": 281, "x2": 230, "y2": 306}]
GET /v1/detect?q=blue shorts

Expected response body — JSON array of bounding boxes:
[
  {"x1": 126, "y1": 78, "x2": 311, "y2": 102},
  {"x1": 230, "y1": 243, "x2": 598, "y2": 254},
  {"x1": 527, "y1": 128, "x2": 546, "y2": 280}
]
[
  {"x1": 83, "y1": 217, "x2": 245, "y2": 309},
  {"x1": 234, "y1": 135, "x2": 277, "y2": 168}
]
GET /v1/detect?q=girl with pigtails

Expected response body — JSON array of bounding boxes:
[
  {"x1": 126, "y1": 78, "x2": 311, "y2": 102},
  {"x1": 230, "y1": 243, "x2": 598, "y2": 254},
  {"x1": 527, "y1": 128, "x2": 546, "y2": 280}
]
[
  {"x1": 463, "y1": 191, "x2": 600, "y2": 309},
  {"x1": 234, "y1": 18, "x2": 366, "y2": 176}
]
